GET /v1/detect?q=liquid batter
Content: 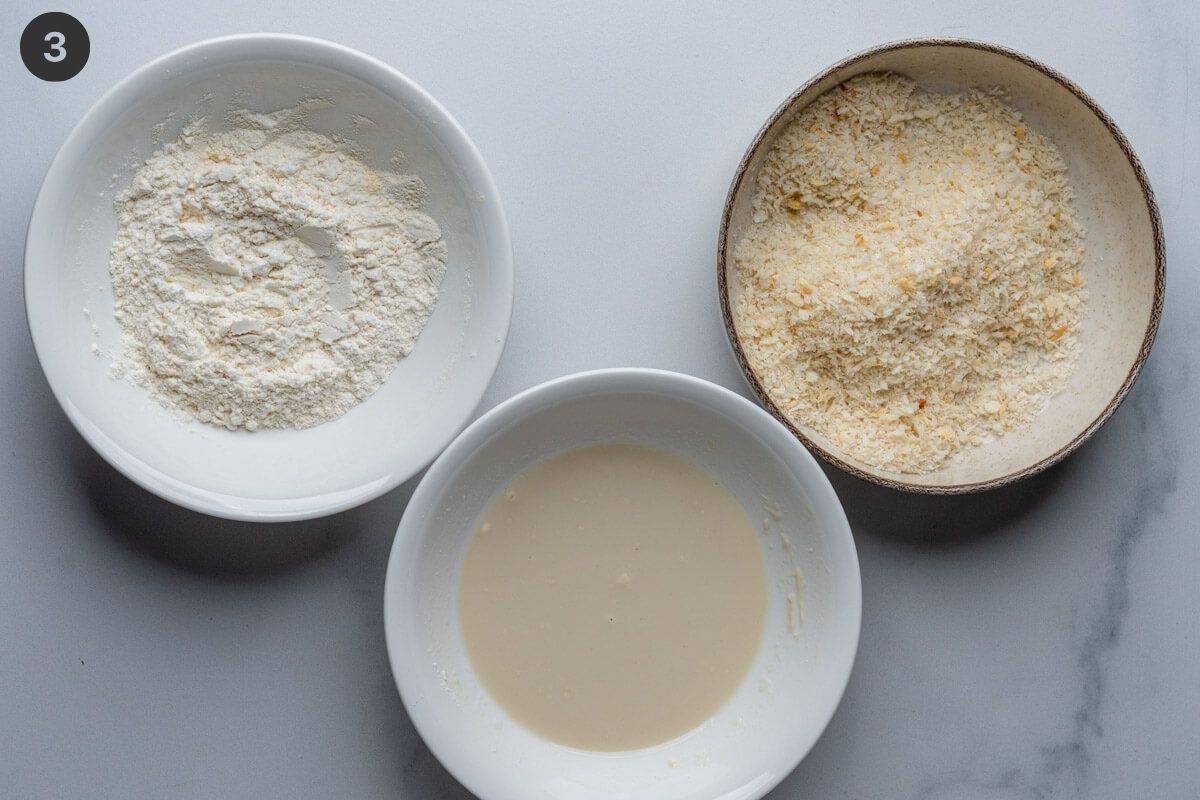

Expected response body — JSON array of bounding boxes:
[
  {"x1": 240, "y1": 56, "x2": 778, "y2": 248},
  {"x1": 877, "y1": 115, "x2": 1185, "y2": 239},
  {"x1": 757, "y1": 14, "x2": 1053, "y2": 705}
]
[{"x1": 458, "y1": 443, "x2": 767, "y2": 751}]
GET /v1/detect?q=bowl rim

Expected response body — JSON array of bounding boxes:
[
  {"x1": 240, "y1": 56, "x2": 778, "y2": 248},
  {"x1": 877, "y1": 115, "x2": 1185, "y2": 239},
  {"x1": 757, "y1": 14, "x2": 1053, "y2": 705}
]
[
  {"x1": 383, "y1": 367, "x2": 862, "y2": 800},
  {"x1": 23, "y1": 32, "x2": 515, "y2": 521},
  {"x1": 717, "y1": 37, "x2": 1166, "y2": 495}
]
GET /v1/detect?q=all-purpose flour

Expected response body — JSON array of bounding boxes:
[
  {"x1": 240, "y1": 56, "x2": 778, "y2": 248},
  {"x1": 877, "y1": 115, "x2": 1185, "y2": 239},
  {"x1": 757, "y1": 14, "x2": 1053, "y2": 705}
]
[{"x1": 107, "y1": 108, "x2": 446, "y2": 430}]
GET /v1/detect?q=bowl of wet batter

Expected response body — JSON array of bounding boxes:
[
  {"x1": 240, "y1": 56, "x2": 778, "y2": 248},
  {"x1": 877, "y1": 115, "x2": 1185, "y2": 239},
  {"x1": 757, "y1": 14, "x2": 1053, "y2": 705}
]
[{"x1": 383, "y1": 368, "x2": 862, "y2": 800}]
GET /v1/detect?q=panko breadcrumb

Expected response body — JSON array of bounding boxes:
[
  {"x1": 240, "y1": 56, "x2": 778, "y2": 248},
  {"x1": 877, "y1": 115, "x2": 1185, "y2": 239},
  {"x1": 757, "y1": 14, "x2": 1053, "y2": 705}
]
[{"x1": 732, "y1": 73, "x2": 1086, "y2": 473}]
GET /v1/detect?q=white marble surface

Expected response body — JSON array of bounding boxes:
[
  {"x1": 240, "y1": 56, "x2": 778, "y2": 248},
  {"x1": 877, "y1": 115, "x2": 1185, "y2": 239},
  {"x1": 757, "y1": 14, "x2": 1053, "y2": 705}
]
[{"x1": 1, "y1": 1, "x2": 1197, "y2": 797}]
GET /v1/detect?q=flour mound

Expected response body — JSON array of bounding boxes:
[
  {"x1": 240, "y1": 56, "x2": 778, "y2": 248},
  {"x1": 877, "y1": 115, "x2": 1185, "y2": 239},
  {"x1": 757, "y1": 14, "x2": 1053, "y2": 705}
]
[{"x1": 107, "y1": 109, "x2": 446, "y2": 431}]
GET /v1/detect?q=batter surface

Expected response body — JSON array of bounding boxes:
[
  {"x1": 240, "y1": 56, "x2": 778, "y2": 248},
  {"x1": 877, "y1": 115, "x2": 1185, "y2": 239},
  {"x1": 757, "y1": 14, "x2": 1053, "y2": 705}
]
[{"x1": 458, "y1": 443, "x2": 767, "y2": 751}]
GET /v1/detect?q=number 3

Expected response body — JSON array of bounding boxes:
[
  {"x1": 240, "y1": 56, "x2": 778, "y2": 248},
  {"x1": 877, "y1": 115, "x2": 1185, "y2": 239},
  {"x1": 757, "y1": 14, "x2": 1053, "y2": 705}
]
[{"x1": 44, "y1": 31, "x2": 66, "y2": 63}]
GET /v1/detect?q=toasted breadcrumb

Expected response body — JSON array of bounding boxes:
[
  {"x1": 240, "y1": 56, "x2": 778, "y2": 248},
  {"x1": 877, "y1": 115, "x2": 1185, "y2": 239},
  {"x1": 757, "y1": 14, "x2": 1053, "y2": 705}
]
[{"x1": 733, "y1": 74, "x2": 1086, "y2": 473}]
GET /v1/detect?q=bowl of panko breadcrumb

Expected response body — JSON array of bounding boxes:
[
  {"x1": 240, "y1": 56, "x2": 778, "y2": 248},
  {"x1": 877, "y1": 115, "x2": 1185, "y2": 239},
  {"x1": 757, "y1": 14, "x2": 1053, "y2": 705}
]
[{"x1": 719, "y1": 38, "x2": 1164, "y2": 493}]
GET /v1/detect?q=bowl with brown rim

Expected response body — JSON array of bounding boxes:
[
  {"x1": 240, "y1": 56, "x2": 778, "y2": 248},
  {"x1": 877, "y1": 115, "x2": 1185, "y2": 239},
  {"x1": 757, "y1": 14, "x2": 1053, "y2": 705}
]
[{"x1": 718, "y1": 38, "x2": 1165, "y2": 494}]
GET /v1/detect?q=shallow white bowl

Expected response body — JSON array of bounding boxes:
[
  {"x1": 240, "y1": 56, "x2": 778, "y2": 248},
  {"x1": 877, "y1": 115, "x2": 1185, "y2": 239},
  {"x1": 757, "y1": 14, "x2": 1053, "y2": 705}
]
[
  {"x1": 720, "y1": 39, "x2": 1165, "y2": 493},
  {"x1": 384, "y1": 369, "x2": 862, "y2": 800},
  {"x1": 24, "y1": 34, "x2": 513, "y2": 521}
]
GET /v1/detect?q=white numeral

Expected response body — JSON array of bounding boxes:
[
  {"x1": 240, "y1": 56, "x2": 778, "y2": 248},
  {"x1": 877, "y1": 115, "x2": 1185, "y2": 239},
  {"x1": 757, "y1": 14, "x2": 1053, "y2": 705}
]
[{"x1": 44, "y1": 31, "x2": 66, "y2": 63}]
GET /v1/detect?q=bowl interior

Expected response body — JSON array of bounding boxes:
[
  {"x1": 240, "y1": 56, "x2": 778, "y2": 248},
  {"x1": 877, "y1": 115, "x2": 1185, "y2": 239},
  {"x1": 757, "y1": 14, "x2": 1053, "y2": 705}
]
[
  {"x1": 722, "y1": 42, "x2": 1161, "y2": 490},
  {"x1": 385, "y1": 372, "x2": 861, "y2": 800},
  {"x1": 25, "y1": 36, "x2": 511, "y2": 519}
]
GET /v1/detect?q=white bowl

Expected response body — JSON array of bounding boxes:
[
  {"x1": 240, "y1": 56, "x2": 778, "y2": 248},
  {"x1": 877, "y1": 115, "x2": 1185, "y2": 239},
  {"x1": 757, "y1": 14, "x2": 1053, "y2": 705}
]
[
  {"x1": 719, "y1": 39, "x2": 1165, "y2": 493},
  {"x1": 383, "y1": 369, "x2": 862, "y2": 800},
  {"x1": 24, "y1": 34, "x2": 513, "y2": 521}
]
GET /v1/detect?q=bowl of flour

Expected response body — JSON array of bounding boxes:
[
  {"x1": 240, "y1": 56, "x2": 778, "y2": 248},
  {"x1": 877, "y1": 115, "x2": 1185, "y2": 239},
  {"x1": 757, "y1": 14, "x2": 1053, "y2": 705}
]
[{"x1": 25, "y1": 34, "x2": 513, "y2": 520}]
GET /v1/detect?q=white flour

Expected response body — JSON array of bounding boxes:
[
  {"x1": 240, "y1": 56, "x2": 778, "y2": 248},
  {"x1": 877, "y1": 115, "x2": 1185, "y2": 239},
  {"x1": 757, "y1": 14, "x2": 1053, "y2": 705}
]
[{"x1": 107, "y1": 108, "x2": 446, "y2": 430}]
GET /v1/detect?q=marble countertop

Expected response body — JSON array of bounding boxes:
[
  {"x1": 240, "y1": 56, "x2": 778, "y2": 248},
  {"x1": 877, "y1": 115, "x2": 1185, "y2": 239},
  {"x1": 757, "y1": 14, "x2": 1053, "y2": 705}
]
[{"x1": 2, "y1": 1, "x2": 1196, "y2": 797}]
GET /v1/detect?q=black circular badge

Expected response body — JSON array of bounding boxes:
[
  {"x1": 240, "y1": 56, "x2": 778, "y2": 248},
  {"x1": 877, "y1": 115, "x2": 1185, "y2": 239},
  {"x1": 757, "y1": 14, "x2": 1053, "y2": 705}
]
[{"x1": 21, "y1": 12, "x2": 89, "y2": 82}]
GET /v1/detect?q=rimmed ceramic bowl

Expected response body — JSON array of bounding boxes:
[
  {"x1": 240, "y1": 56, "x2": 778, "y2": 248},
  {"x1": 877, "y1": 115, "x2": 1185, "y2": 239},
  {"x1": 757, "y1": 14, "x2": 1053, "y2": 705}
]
[
  {"x1": 383, "y1": 368, "x2": 861, "y2": 800},
  {"x1": 24, "y1": 34, "x2": 513, "y2": 521},
  {"x1": 719, "y1": 38, "x2": 1165, "y2": 493}
]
